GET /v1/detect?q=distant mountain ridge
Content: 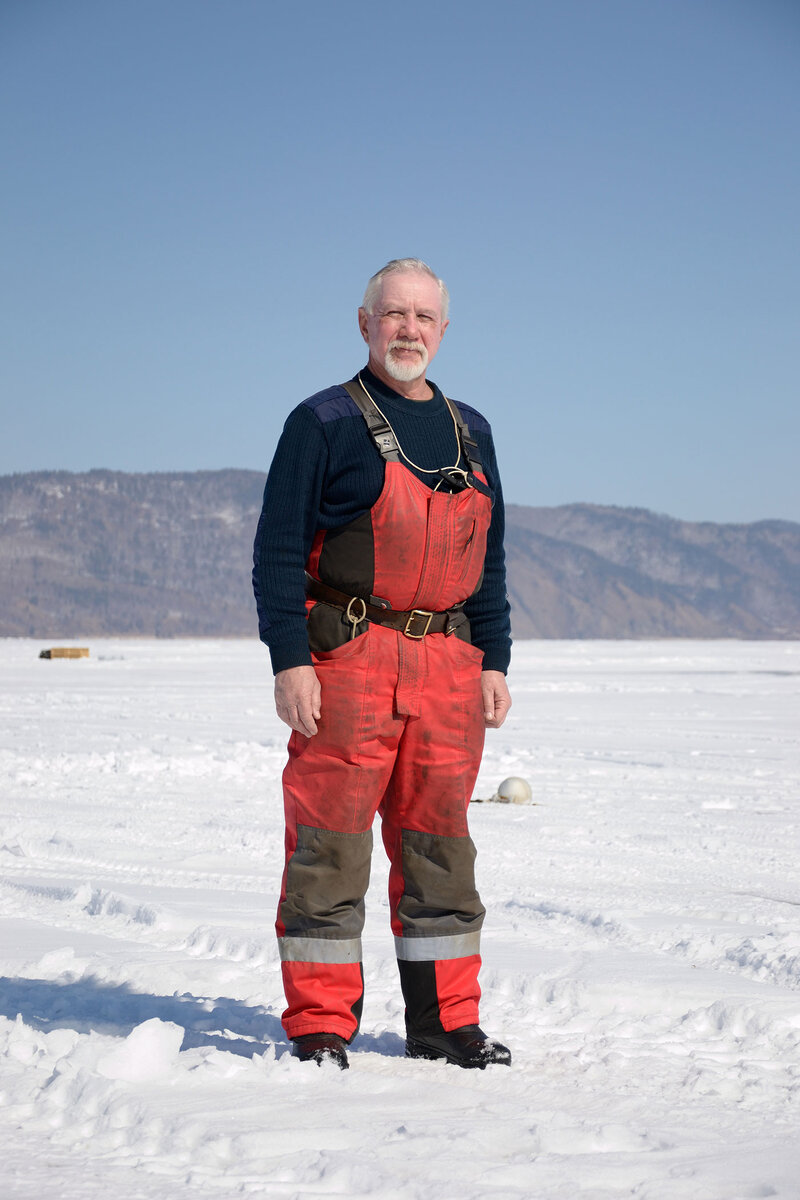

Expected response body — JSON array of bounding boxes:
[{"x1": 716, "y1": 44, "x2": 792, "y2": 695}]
[
  {"x1": 505, "y1": 504, "x2": 800, "y2": 638},
  {"x1": 1, "y1": 470, "x2": 798, "y2": 639}
]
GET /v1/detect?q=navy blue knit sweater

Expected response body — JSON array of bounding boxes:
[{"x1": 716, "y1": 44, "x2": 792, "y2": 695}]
[{"x1": 252, "y1": 367, "x2": 512, "y2": 675}]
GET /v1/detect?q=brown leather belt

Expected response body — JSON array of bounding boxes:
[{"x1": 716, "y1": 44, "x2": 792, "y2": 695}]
[{"x1": 305, "y1": 573, "x2": 465, "y2": 639}]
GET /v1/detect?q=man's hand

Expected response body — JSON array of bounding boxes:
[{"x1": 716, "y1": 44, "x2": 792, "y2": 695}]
[
  {"x1": 275, "y1": 665, "x2": 322, "y2": 737},
  {"x1": 481, "y1": 670, "x2": 512, "y2": 729}
]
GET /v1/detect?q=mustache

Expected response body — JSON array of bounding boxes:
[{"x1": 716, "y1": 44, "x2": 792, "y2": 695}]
[{"x1": 388, "y1": 340, "x2": 426, "y2": 355}]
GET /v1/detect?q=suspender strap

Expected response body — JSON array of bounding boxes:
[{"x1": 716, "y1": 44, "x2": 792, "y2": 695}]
[
  {"x1": 442, "y1": 395, "x2": 483, "y2": 474},
  {"x1": 342, "y1": 380, "x2": 402, "y2": 463},
  {"x1": 341, "y1": 379, "x2": 484, "y2": 475}
]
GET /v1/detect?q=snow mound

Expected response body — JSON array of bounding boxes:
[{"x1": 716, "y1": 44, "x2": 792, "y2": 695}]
[{"x1": 97, "y1": 1018, "x2": 184, "y2": 1082}]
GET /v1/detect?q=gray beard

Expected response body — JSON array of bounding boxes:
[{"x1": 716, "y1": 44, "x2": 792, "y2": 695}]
[{"x1": 384, "y1": 343, "x2": 428, "y2": 383}]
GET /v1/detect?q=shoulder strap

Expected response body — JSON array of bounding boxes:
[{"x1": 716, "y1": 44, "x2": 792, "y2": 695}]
[
  {"x1": 442, "y1": 395, "x2": 483, "y2": 474},
  {"x1": 342, "y1": 379, "x2": 402, "y2": 463},
  {"x1": 343, "y1": 379, "x2": 484, "y2": 474}
]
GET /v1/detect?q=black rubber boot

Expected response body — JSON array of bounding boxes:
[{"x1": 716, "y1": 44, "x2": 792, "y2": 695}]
[
  {"x1": 405, "y1": 1024, "x2": 511, "y2": 1069},
  {"x1": 292, "y1": 1033, "x2": 349, "y2": 1070}
]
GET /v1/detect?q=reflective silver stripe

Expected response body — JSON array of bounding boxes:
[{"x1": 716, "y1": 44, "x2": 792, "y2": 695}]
[
  {"x1": 278, "y1": 936, "x2": 362, "y2": 964},
  {"x1": 394, "y1": 932, "x2": 481, "y2": 962}
]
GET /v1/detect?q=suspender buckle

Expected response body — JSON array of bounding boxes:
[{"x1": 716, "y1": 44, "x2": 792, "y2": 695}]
[
  {"x1": 438, "y1": 466, "x2": 472, "y2": 492},
  {"x1": 403, "y1": 609, "x2": 434, "y2": 639}
]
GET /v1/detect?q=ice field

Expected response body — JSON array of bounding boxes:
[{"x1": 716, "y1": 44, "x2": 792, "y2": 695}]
[{"x1": 1, "y1": 637, "x2": 798, "y2": 1199}]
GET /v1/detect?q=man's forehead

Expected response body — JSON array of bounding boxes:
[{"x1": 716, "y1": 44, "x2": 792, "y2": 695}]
[{"x1": 376, "y1": 272, "x2": 442, "y2": 313}]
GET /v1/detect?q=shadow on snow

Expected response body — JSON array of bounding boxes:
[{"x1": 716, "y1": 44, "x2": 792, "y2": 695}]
[
  {"x1": 0, "y1": 974, "x2": 287, "y2": 1058},
  {"x1": 0, "y1": 975, "x2": 407, "y2": 1059}
]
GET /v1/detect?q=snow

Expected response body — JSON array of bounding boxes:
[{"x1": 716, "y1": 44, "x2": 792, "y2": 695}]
[{"x1": 1, "y1": 637, "x2": 798, "y2": 1199}]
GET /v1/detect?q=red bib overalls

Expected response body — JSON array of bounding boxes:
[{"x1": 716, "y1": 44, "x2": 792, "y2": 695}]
[{"x1": 277, "y1": 393, "x2": 493, "y2": 1043}]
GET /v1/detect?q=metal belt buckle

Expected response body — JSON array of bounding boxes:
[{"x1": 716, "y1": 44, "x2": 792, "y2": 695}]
[{"x1": 404, "y1": 609, "x2": 433, "y2": 639}]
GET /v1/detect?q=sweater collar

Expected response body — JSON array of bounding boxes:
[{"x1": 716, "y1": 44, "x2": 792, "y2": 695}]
[{"x1": 358, "y1": 365, "x2": 445, "y2": 416}]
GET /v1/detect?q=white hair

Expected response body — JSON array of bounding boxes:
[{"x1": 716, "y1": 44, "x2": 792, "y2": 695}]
[{"x1": 362, "y1": 258, "x2": 450, "y2": 321}]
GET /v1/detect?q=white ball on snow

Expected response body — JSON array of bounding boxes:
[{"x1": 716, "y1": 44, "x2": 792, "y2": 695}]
[{"x1": 493, "y1": 776, "x2": 532, "y2": 805}]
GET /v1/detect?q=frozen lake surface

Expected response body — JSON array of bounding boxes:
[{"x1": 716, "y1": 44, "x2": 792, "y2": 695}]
[{"x1": 1, "y1": 638, "x2": 798, "y2": 1199}]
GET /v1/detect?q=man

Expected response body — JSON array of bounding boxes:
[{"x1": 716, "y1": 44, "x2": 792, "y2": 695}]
[{"x1": 253, "y1": 258, "x2": 512, "y2": 1070}]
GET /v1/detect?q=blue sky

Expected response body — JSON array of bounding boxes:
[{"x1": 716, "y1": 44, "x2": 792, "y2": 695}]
[{"x1": 2, "y1": 0, "x2": 798, "y2": 523}]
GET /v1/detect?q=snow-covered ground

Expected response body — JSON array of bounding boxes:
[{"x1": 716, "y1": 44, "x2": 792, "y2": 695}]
[{"x1": 1, "y1": 637, "x2": 798, "y2": 1200}]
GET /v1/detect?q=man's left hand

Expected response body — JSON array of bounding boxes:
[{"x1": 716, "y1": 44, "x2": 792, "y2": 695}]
[{"x1": 481, "y1": 670, "x2": 511, "y2": 728}]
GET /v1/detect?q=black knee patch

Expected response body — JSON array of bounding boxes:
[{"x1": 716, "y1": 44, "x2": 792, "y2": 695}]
[
  {"x1": 280, "y1": 824, "x2": 373, "y2": 939},
  {"x1": 396, "y1": 829, "x2": 485, "y2": 936}
]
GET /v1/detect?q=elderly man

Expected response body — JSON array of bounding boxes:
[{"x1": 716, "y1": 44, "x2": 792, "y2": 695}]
[{"x1": 253, "y1": 258, "x2": 512, "y2": 1070}]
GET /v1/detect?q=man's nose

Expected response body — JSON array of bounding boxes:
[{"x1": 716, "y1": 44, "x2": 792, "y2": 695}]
[{"x1": 400, "y1": 311, "x2": 420, "y2": 337}]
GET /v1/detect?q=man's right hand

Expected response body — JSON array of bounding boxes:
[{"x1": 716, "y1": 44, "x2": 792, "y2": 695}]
[{"x1": 274, "y1": 665, "x2": 322, "y2": 737}]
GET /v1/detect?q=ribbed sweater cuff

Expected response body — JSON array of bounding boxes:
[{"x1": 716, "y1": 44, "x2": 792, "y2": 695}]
[
  {"x1": 478, "y1": 644, "x2": 511, "y2": 674},
  {"x1": 268, "y1": 636, "x2": 313, "y2": 676}
]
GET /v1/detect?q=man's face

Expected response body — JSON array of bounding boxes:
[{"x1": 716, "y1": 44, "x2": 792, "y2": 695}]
[{"x1": 358, "y1": 272, "x2": 449, "y2": 384}]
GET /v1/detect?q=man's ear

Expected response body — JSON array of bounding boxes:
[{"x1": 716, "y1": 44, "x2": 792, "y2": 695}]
[{"x1": 358, "y1": 307, "x2": 370, "y2": 344}]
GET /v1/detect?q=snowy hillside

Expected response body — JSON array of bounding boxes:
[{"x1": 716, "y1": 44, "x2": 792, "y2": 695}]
[
  {"x1": 3, "y1": 470, "x2": 799, "y2": 638},
  {"x1": 1, "y1": 638, "x2": 798, "y2": 1198}
]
